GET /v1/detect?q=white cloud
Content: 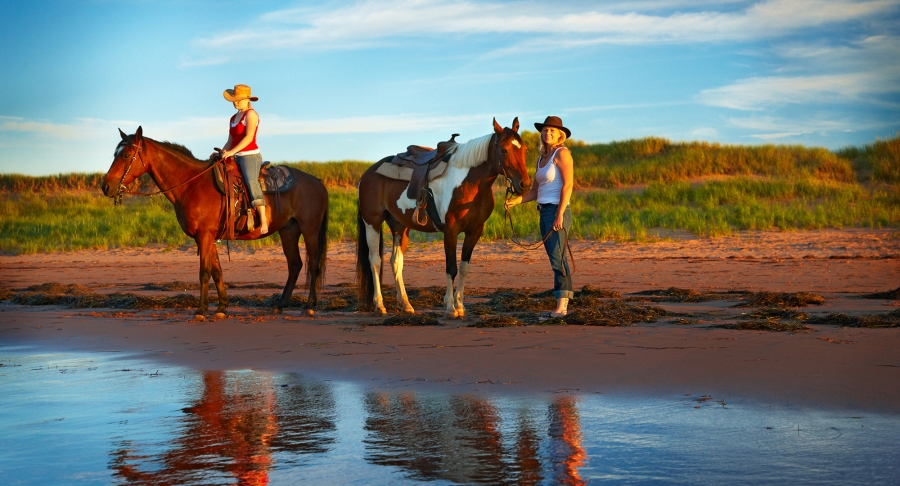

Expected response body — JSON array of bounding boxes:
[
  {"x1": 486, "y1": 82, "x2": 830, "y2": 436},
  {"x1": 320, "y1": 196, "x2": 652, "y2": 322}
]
[
  {"x1": 723, "y1": 114, "x2": 869, "y2": 140},
  {"x1": 698, "y1": 34, "x2": 900, "y2": 110},
  {"x1": 195, "y1": 0, "x2": 897, "y2": 53},
  {"x1": 697, "y1": 73, "x2": 874, "y2": 110}
]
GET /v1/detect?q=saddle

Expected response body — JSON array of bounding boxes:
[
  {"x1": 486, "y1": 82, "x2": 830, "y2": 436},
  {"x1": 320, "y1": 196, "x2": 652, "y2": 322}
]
[
  {"x1": 212, "y1": 159, "x2": 295, "y2": 240},
  {"x1": 375, "y1": 134, "x2": 459, "y2": 228}
]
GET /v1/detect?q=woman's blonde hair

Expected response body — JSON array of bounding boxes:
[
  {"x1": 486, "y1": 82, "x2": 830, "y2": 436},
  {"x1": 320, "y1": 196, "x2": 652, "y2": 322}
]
[{"x1": 539, "y1": 128, "x2": 567, "y2": 154}]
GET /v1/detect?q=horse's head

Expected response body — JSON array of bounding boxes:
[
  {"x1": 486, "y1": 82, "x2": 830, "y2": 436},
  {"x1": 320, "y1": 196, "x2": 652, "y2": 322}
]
[
  {"x1": 491, "y1": 117, "x2": 530, "y2": 196},
  {"x1": 102, "y1": 126, "x2": 147, "y2": 204}
]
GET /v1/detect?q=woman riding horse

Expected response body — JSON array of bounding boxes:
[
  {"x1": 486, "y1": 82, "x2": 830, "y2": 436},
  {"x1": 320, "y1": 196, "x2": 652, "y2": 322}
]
[{"x1": 213, "y1": 84, "x2": 269, "y2": 234}]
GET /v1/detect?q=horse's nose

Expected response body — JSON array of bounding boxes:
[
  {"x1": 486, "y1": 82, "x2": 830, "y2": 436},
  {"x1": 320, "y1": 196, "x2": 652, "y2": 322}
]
[
  {"x1": 102, "y1": 183, "x2": 109, "y2": 196},
  {"x1": 517, "y1": 180, "x2": 527, "y2": 193}
]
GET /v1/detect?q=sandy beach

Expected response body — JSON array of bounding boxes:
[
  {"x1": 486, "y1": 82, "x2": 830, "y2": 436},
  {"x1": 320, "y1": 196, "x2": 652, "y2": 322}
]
[{"x1": 2, "y1": 228, "x2": 899, "y2": 413}]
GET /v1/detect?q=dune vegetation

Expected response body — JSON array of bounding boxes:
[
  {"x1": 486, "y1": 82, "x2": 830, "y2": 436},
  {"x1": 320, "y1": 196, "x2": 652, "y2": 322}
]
[{"x1": 1, "y1": 132, "x2": 897, "y2": 254}]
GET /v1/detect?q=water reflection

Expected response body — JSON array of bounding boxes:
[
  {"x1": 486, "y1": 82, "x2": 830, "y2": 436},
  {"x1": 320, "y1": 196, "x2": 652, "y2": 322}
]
[
  {"x1": 110, "y1": 371, "x2": 336, "y2": 485},
  {"x1": 3, "y1": 348, "x2": 899, "y2": 485},
  {"x1": 363, "y1": 392, "x2": 587, "y2": 484}
]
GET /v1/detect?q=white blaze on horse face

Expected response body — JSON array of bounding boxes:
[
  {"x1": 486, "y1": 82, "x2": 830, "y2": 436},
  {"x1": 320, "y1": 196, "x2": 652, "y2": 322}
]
[
  {"x1": 510, "y1": 140, "x2": 521, "y2": 149},
  {"x1": 115, "y1": 143, "x2": 125, "y2": 157}
]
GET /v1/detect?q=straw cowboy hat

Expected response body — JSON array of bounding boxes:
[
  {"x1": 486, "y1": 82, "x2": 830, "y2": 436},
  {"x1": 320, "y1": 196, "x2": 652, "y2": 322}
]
[
  {"x1": 534, "y1": 116, "x2": 571, "y2": 138},
  {"x1": 223, "y1": 84, "x2": 258, "y2": 102}
]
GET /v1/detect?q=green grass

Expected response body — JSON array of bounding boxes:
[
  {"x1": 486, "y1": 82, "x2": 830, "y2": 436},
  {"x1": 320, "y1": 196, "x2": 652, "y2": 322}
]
[{"x1": 1, "y1": 134, "x2": 897, "y2": 253}]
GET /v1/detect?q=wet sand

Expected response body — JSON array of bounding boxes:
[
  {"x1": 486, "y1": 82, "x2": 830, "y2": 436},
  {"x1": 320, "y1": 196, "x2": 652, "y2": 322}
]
[{"x1": 2, "y1": 229, "x2": 899, "y2": 413}]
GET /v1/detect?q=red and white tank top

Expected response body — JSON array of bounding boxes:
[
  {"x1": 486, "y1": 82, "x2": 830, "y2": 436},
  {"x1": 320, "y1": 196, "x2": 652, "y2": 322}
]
[{"x1": 229, "y1": 109, "x2": 260, "y2": 155}]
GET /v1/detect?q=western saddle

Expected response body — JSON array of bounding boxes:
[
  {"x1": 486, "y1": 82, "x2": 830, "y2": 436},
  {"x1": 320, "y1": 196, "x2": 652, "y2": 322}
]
[{"x1": 386, "y1": 134, "x2": 459, "y2": 227}]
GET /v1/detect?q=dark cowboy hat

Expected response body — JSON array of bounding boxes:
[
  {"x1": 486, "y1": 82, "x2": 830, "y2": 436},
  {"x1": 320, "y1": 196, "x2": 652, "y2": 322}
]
[{"x1": 534, "y1": 116, "x2": 571, "y2": 138}]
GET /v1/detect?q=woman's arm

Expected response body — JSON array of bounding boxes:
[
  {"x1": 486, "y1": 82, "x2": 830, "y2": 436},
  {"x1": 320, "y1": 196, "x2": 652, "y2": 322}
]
[
  {"x1": 222, "y1": 110, "x2": 259, "y2": 158},
  {"x1": 553, "y1": 148, "x2": 574, "y2": 231},
  {"x1": 503, "y1": 172, "x2": 539, "y2": 209}
]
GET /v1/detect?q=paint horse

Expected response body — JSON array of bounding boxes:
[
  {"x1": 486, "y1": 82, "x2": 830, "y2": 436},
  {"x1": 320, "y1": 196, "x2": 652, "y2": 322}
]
[
  {"x1": 102, "y1": 127, "x2": 328, "y2": 318},
  {"x1": 356, "y1": 118, "x2": 530, "y2": 317}
]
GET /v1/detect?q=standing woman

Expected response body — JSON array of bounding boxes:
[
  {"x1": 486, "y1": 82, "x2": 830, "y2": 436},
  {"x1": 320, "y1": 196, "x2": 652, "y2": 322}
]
[
  {"x1": 505, "y1": 116, "x2": 574, "y2": 317},
  {"x1": 215, "y1": 84, "x2": 268, "y2": 234}
]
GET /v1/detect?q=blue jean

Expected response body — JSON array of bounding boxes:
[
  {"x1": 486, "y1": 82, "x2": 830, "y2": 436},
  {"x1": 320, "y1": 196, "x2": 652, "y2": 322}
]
[
  {"x1": 235, "y1": 153, "x2": 265, "y2": 207},
  {"x1": 539, "y1": 203, "x2": 573, "y2": 299}
]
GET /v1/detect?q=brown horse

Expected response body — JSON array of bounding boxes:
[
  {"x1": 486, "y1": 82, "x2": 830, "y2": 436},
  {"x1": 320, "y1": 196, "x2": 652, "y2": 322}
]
[
  {"x1": 101, "y1": 127, "x2": 328, "y2": 318},
  {"x1": 356, "y1": 118, "x2": 530, "y2": 317}
]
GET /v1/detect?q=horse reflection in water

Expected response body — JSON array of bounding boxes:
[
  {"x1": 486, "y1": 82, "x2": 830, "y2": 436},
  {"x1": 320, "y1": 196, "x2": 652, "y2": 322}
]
[
  {"x1": 110, "y1": 371, "x2": 337, "y2": 485},
  {"x1": 363, "y1": 392, "x2": 586, "y2": 485}
]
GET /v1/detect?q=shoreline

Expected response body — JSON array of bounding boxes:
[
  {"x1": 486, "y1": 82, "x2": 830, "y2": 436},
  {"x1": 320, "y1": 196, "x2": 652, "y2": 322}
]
[{"x1": 2, "y1": 229, "x2": 899, "y2": 414}]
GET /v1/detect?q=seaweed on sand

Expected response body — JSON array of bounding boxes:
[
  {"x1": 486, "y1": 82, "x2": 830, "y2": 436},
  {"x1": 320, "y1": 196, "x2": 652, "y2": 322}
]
[
  {"x1": 736, "y1": 291, "x2": 826, "y2": 308},
  {"x1": 468, "y1": 315, "x2": 525, "y2": 328},
  {"x1": 407, "y1": 286, "x2": 445, "y2": 309},
  {"x1": 741, "y1": 307, "x2": 809, "y2": 321},
  {"x1": 538, "y1": 301, "x2": 669, "y2": 327},
  {"x1": 716, "y1": 320, "x2": 812, "y2": 333},
  {"x1": 369, "y1": 313, "x2": 442, "y2": 327},
  {"x1": 807, "y1": 309, "x2": 900, "y2": 328},
  {"x1": 12, "y1": 285, "x2": 200, "y2": 310},
  {"x1": 577, "y1": 284, "x2": 621, "y2": 298},
  {"x1": 859, "y1": 287, "x2": 900, "y2": 300},
  {"x1": 480, "y1": 288, "x2": 557, "y2": 313},
  {"x1": 631, "y1": 287, "x2": 713, "y2": 303}
]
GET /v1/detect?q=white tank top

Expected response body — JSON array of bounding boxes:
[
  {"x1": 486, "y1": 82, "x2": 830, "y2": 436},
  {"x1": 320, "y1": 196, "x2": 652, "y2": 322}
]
[{"x1": 535, "y1": 147, "x2": 564, "y2": 205}]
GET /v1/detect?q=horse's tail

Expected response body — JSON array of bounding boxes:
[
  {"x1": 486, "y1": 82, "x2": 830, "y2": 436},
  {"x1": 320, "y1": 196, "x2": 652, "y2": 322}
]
[
  {"x1": 306, "y1": 203, "x2": 328, "y2": 292},
  {"x1": 356, "y1": 207, "x2": 381, "y2": 312}
]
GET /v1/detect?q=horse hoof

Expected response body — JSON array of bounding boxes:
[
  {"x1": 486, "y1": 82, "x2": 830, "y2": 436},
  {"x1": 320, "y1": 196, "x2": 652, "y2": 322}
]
[
  {"x1": 193, "y1": 314, "x2": 206, "y2": 321},
  {"x1": 274, "y1": 307, "x2": 284, "y2": 315},
  {"x1": 214, "y1": 312, "x2": 226, "y2": 319},
  {"x1": 305, "y1": 308, "x2": 315, "y2": 317}
]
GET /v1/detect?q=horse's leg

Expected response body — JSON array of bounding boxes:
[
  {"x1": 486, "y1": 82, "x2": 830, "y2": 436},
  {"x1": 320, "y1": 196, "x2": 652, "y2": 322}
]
[
  {"x1": 454, "y1": 225, "x2": 484, "y2": 318},
  {"x1": 210, "y1": 244, "x2": 228, "y2": 318},
  {"x1": 277, "y1": 219, "x2": 303, "y2": 314},
  {"x1": 194, "y1": 232, "x2": 217, "y2": 319},
  {"x1": 299, "y1": 214, "x2": 325, "y2": 316},
  {"x1": 364, "y1": 221, "x2": 388, "y2": 315},
  {"x1": 389, "y1": 225, "x2": 414, "y2": 314},
  {"x1": 442, "y1": 230, "x2": 461, "y2": 318}
]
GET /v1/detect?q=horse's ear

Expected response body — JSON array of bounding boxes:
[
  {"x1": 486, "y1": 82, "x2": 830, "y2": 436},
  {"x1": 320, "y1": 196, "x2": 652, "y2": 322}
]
[
  {"x1": 511, "y1": 117, "x2": 520, "y2": 132},
  {"x1": 493, "y1": 117, "x2": 502, "y2": 134},
  {"x1": 135, "y1": 126, "x2": 143, "y2": 141},
  {"x1": 119, "y1": 128, "x2": 127, "y2": 140}
]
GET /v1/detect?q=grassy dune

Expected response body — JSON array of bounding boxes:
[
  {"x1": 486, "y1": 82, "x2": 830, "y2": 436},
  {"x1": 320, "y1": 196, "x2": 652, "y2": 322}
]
[{"x1": 1, "y1": 133, "x2": 897, "y2": 253}]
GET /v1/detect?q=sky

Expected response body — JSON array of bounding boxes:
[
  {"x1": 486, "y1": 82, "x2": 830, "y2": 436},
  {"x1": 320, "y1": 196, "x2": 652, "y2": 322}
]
[{"x1": 2, "y1": 0, "x2": 899, "y2": 175}]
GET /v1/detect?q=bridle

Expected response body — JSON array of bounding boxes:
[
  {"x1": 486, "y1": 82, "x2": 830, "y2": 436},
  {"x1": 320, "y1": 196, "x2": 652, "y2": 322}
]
[
  {"x1": 111, "y1": 139, "x2": 223, "y2": 204},
  {"x1": 112, "y1": 140, "x2": 146, "y2": 205}
]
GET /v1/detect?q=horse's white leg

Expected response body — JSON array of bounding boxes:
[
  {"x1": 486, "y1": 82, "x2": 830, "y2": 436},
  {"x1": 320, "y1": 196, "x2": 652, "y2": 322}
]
[
  {"x1": 444, "y1": 273, "x2": 459, "y2": 318},
  {"x1": 391, "y1": 233, "x2": 414, "y2": 313},
  {"x1": 365, "y1": 223, "x2": 387, "y2": 315},
  {"x1": 453, "y1": 261, "x2": 469, "y2": 317}
]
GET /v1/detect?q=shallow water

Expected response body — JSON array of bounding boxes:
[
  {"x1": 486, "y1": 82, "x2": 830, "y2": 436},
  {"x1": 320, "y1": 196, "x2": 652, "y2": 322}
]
[{"x1": 1, "y1": 346, "x2": 898, "y2": 485}]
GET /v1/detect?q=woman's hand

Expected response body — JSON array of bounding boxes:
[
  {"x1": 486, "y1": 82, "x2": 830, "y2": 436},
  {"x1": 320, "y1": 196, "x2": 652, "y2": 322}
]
[
  {"x1": 504, "y1": 196, "x2": 522, "y2": 210},
  {"x1": 553, "y1": 212, "x2": 564, "y2": 231}
]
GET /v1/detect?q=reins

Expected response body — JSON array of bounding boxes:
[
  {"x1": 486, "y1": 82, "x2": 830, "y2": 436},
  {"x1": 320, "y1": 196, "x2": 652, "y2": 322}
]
[
  {"x1": 113, "y1": 141, "x2": 224, "y2": 204},
  {"x1": 498, "y1": 142, "x2": 576, "y2": 274}
]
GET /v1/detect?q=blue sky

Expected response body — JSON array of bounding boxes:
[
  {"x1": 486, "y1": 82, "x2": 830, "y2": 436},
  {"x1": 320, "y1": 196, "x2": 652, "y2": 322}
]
[{"x1": 2, "y1": 0, "x2": 899, "y2": 175}]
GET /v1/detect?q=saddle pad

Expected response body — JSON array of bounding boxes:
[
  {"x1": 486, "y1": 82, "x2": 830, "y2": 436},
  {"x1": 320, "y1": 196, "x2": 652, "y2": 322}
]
[
  {"x1": 375, "y1": 160, "x2": 448, "y2": 182},
  {"x1": 261, "y1": 165, "x2": 295, "y2": 193}
]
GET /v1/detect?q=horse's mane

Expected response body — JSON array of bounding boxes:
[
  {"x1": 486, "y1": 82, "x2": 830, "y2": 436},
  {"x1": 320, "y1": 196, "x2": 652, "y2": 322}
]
[
  {"x1": 114, "y1": 136, "x2": 201, "y2": 162},
  {"x1": 156, "y1": 140, "x2": 198, "y2": 160},
  {"x1": 449, "y1": 133, "x2": 493, "y2": 169}
]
